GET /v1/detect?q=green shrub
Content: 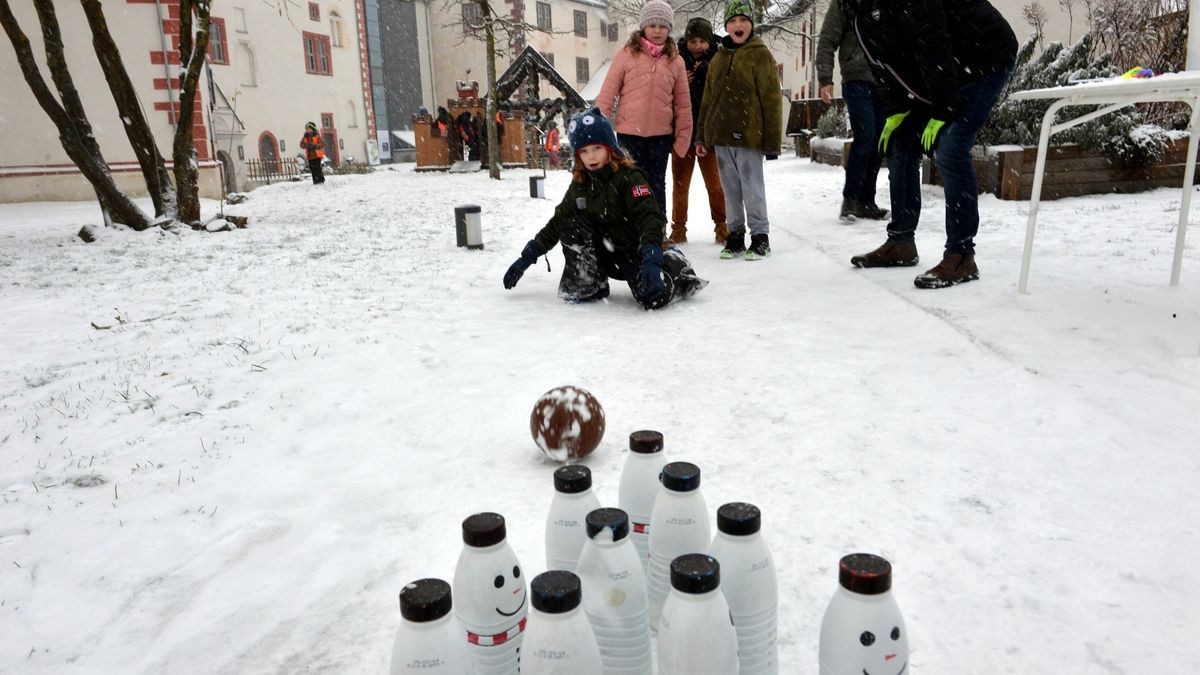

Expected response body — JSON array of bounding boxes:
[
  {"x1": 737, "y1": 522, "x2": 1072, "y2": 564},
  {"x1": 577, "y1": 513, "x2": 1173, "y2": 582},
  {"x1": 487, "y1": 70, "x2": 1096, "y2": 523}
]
[
  {"x1": 978, "y1": 32, "x2": 1170, "y2": 167},
  {"x1": 815, "y1": 104, "x2": 850, "y2": 139}
]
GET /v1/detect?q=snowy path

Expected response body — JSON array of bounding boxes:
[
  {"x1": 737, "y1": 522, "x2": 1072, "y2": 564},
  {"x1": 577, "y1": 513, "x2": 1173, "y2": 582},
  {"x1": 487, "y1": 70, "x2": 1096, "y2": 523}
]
[{"x1": 1, "y1": 158, "x2": 1198, "y2": 673}]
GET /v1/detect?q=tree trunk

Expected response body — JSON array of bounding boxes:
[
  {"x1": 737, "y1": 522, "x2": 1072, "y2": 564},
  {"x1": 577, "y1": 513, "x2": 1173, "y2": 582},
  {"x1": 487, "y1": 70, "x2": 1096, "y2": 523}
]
[
  {"x1": 483, "y1": 0, "x2": 501, "y2": 180},
  {"x1": 173, "y1": 0, "x2": 211, "y2": 225},
  {"x1": 80, "y1": 0, "x2": 176, "y2": 219},
  {"x1": 0, "y1": 0, "x2": 152, "y2": 230}
]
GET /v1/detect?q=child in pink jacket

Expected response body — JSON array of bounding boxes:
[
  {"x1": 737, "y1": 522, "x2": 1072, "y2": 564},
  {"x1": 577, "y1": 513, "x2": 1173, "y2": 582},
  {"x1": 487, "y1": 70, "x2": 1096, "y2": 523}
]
[{"x1": 595, "y1": 0, "x2": 691, "y2": 218}]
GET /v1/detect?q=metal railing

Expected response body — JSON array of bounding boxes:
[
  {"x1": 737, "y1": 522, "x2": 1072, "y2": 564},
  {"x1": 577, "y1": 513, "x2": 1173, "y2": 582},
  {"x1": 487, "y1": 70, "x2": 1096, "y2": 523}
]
[{"x1": 246, "y1": 158, "x2": 301, "y2": 183}]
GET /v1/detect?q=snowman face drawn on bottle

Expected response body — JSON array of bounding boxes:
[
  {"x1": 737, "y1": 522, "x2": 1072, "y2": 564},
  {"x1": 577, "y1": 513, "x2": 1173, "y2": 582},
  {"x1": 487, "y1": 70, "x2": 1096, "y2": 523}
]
[
  {"x1": 854, "y1": 614, "x2": 908, "y2": 675},
  {"x1": 458, "y1": 546, "x2": 527, "y2": 623}
]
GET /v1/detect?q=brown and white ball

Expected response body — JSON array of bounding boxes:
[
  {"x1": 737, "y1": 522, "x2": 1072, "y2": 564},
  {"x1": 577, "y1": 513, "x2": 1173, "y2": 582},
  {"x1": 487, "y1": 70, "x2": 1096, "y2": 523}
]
[{"x1": 530, "y1": 386, "x2": 605, "y2": 462}]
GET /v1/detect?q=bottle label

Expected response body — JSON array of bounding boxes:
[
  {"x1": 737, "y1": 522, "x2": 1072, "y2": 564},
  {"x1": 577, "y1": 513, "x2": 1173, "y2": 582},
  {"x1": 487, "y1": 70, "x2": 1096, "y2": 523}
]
[
  {"x1": 402, "y1": 657, "x2": 445, "y2": 670},
  {"x1": 533, "y1": 648, "x2": 568, "y2": 660},
  {"x1": 750, "y1": 558, "x2": 772, "y2": 573},
  {"x1": 632, "y1": 522, "x2": 649, "y2": 534},
  {"x1": 665, "y1": 517, "x2": 695, "y2": 525},
  {"x1": 553, "y1": 519, "x2": 580, "y2": 527}
]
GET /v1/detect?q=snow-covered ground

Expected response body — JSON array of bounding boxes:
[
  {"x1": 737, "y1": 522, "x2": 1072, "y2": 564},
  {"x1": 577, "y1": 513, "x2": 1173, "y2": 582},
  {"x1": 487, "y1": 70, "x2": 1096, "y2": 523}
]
[{"x1": 1, "y1": 156, "x2": 1198, "y2": 674}]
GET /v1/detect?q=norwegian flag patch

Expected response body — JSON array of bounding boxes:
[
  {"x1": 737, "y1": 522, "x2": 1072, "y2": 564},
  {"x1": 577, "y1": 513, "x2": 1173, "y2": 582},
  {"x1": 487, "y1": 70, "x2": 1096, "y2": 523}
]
[{"x1": 631, "y1": 184, "x2": 652, "y2": 198}]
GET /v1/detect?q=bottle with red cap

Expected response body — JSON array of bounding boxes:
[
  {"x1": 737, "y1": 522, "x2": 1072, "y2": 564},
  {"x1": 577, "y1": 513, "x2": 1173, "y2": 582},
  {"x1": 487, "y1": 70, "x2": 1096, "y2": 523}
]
[
  {"x1": 818, "y1": 553, "x2": 909, "y2": 675},
  {"x1": 519, "y1": 570, "x2": 604, "y2": 674},
  {"x1": 574, "y1": 507, "x2": 653, "y2": 674},
  {"x1": 646, "y1": 461, "x2": 710, "y2": 631},
  {"x1": 545, "y1": 464, "x2": 602, "y2": 572},
  {"x1": 707, "y1": 502, "x2": 778, "y2": 675},
  {"x1": 453, "y1": 512, "x2": 528, "y2": 675},
  {"x1": 657, "y1": 553, "x2": 739, "y2": 675},
  {"x1": 617, "y1": 430, "x2": 668, "y2": 569},
  {"x1": 389, "y1": 578, "x2": 472, "y2": 674}
]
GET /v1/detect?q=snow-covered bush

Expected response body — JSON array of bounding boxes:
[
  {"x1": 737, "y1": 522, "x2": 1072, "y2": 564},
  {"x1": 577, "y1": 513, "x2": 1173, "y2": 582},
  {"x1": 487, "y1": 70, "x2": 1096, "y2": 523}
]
[
  {"x1": 978, "y1": 32, "x2": 1171, "y2": 167},
  {"x1": 815, "y1": 104, "x2": 849, "y2": 139}
]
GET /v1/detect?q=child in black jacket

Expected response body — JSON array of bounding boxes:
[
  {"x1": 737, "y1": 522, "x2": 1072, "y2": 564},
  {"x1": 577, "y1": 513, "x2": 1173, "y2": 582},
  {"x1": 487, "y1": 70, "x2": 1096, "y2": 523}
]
[{"x1": 503, "y1": 109, "x2": 707, "y2": 309}]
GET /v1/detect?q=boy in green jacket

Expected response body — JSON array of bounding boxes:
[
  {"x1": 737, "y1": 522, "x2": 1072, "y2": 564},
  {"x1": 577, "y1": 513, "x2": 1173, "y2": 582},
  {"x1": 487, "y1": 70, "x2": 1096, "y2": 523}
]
[
  {"x1": 502, "y1": 108, "x2": 707, "y2": 310},
  {"x1": 695, "y1": 0, "x2": 783, "y2": 260}
]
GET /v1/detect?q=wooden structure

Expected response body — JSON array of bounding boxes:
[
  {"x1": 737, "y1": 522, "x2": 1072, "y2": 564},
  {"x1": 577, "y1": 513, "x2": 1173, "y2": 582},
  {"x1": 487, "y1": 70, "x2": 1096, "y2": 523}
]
[
  {"x1": 920, "y1": 139, "x2": 1200, "y2": 200},
  {"x1": 413, "y1": 112, "x2": 451, "y2": 171}
]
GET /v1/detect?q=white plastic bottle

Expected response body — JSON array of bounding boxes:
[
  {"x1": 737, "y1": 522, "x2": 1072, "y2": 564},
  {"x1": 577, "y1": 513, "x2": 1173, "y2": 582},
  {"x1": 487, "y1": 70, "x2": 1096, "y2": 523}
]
[
  {"x1": 390, "y1": 578, "x2": 473, "y2": 674},
  {"x1": 818, "y1": 553, "x2": 909, "y2": 675},
  {"x1": 617, "y1": 430, "x2": 667, "y2": 569},
  {"x1": 453, "y1": 512, "x2": 528, "y2": 675},
  {"x1": 708, "y1": 502, "x2": 779, "y2": 675},
  {"x1": 574, "y1": 507, "x2": 653, "y2": 675},
  {"x1": 657, "y1": 553, "x2": 739, "y2": 675},
  {"x1": 646, "y1": 461, "x2": 710, "y2": 630},
  {"x1": 545, "y1": 464, "x2": 602, "y2": 572},
  {"x1": 519, "y1": 570, "x2": 604, "y2": 675}
]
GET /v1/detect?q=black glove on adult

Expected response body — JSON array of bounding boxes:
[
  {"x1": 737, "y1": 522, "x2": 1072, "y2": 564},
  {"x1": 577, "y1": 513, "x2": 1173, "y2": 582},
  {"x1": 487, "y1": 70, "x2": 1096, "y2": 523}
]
[{"x1": 503, "y1": 240, "x2": 543, "y2": 289}]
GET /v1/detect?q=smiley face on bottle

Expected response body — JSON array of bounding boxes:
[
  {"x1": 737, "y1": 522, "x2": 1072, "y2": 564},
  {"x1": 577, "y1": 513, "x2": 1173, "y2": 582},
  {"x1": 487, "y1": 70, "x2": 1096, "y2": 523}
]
[
  {"x1": 857, "y1": 622, "x2": 907, "y2": 675},
  {"x1": 456, "y1": 546, "x2": 527, "y2": 626}
]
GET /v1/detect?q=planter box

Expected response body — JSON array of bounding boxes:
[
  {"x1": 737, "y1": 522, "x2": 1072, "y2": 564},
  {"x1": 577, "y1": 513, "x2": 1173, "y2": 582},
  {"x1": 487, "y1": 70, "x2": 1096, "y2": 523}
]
[
  {"x1": 810, "y1": 137, "x2": 851, "y2": 167},
  {"x1": 923, "y1": 138, "x2": 1198, "y2": 200}
]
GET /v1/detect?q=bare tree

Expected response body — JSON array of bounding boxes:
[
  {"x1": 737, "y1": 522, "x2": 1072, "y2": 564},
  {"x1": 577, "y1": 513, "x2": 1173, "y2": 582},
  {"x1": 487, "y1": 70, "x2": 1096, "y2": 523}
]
[
  {"x1": 1057, "y1": 0, "x2": 1077, "y2": 42},
  {"x1": 174, "y1": 0, "x2": 212, "y2": 223},
  {"x1": 1023, "y1": 2, "x2": 1049, "y2": 48},
  {"x1": 1, "y1": 0, "x2": 213, "y2": 229},
  {"x1": 0, "y1": 0, "x2": 153, "y2": 229}
]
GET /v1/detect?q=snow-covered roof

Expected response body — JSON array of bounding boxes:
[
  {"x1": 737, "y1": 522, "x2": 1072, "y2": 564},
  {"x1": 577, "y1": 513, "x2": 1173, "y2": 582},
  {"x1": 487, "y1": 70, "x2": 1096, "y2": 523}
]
[{"x1": 578, "y1": 59, "x2": 612, "y2": 102}]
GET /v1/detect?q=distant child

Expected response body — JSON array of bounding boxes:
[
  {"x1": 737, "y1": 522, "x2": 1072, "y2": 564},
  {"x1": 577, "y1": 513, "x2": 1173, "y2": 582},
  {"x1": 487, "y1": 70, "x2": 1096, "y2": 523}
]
[
  {"x1": 299, "y1": 122, "x2": 326, "y2": 185},
  {"x1": 595, "y1": 0, "x2": 692, "y2": 216},
  {"x1": 695, "y1": 0, "x2": 783, "y2": 260},
  {"x1": 544, "y1": 122, "x2": 561, "y2": 169},
  {"x1": 670, "y1": 17, "x2": 727, "y2": 246},
  {"x1": 502, "y1": 108, "x2": 707, "y2": 310}
]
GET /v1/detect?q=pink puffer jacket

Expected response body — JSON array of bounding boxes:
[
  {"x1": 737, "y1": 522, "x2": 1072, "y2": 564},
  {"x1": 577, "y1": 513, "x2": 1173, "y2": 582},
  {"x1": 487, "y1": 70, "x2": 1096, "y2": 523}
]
[{"x1": 595, "y1": 45, "x2": 693, "y2": 158}]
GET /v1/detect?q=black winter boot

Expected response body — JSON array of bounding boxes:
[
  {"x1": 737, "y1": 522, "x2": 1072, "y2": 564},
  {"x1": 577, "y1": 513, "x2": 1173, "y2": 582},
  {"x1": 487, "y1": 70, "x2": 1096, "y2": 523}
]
[
  {"x1": 839, "y1": 198, "x2": 863, "y2": 222},
  {"x1": 720, "y1": 229, "x2": 746, "y2": 259},
  {"x1": 663, "y1": 246, "x2": 709, "y2": 297},
  {"x1": 558, "y1": 217, "x2": 610, "y2": 302},
  {"x1": 744, "y1": 233, "x2": 771, "y2": 260}
]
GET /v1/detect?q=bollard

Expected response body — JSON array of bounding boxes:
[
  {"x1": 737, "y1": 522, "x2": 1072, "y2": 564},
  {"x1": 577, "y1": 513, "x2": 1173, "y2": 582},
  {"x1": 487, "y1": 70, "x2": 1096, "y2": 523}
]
[
  {"x1": 529, "y1": 175, "x2": 546, "y2": 199},
  {"x1": 454, "y1": 204, "x2": 483, "y2": 249}
]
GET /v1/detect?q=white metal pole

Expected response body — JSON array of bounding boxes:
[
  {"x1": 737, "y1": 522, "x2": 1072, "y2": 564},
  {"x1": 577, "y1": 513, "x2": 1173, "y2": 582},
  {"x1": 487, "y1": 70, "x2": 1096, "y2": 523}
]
[
  {"x1": 1171, "y1": 97, "x2": 1200, "y2": 285},
  {"x1": 1018, "y1": 99, "x2": 1068, "y2": 294}
]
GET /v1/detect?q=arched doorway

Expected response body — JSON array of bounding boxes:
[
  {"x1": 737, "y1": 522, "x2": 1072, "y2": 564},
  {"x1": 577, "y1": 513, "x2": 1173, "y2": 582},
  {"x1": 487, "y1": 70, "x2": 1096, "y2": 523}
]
[
  {"x1": 258, "y1": 131, "x2": 280, "y2": 171},
  {"x1": 217, "y1": 150, "x2": 237, "y2": 193}
]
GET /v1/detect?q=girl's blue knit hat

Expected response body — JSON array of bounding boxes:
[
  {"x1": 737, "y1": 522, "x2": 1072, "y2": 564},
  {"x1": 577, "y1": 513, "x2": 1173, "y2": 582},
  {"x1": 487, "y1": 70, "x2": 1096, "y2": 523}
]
[{"x1": 567, "y1": 107, "x2": 624, "y2": 157}]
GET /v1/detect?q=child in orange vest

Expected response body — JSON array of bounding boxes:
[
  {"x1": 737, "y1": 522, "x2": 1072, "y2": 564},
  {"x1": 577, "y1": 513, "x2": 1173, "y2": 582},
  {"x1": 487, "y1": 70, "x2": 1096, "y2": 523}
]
[{"x1": 299, "y1": 121, "x2": 325, "y2": 184}]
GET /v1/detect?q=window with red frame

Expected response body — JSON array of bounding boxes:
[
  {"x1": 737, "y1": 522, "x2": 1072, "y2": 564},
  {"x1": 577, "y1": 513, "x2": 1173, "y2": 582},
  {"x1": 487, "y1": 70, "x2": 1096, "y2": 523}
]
[
  {"x1": 309, "y1": 3, "x2": 320, "y2": 21},
  {"x1": 303, "y1": 32, "x2": 332, "y2": 75},
  {"x1": 208, "y1": 17, "x2": 229, "y2": 65}
]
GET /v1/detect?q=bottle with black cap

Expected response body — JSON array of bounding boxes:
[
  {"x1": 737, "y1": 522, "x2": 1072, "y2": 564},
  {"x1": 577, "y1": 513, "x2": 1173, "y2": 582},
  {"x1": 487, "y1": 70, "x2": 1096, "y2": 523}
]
[
  {"x1": 575, "y1": 507, "x2": 653, "y2": 674},
  {"x1": 646, "y1": 461, "x2": 711, "y2": 631},
  {"x1": 520, "y1": 570, "x2": 604, "y2": 674},
  {"x1": 545, "y1": 464, "x2": 602, "y2": 571},
  {"x1": 390, "y1": 578, "x2": 471, "y2": 674},
  {"x1": 618, "y1": 430, "x2": 668, "y2": 569},
  {"x1": 452, "y1": 512, "x2": 528, "y2": 675},
  {"x1": 707, "y1": 502, "x2": 778, "y2": 675},
  {"x1": 818, "y1": 553, "x2": 909, "y2": 675},
  {"x1": 657, "y1": 553, "x2": 738, "y2": 675}
]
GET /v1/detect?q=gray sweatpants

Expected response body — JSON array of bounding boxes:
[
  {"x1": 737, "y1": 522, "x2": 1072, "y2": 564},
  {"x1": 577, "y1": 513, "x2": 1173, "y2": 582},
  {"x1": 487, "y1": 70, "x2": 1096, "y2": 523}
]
[{"x1": 715, "y1": 146, "x2": 769, "y2": 236}]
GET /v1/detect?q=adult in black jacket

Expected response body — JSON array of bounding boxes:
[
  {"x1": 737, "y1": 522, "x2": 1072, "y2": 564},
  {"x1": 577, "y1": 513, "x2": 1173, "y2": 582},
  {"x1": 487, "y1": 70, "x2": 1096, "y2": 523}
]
[{"x1": 843, "y1": 0, "x2": 1017, "y2": 288}]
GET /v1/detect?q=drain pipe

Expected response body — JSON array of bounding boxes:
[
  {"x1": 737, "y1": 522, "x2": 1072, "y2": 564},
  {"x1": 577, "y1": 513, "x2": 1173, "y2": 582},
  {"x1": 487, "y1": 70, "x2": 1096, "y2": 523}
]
[
  {"x1": 153, "y1": 0, "x2": 177, "y2": 125},
  {"x1": 423, "y1": 0, "x2": 438, "y2": 111}
]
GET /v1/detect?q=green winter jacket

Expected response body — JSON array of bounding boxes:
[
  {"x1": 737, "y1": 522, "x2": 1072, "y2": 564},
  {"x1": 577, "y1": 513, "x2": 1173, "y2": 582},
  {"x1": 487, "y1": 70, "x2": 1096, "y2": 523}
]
[
  {"x1": 815, "y1": 1, "x2": 876, "y2": 87},
  {"x1": 696, "y1": 35, "x2": 783, "y2": 155},
  {"x1": 532, "y1": 165, "x2": 665, "y2": 256}
]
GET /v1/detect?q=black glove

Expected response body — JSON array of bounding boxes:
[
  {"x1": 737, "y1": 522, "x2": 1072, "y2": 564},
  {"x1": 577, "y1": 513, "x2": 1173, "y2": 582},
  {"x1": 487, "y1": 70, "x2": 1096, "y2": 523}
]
[
  {"x1": 635, "y1": 244, "x2": 667, "y2": 308},
  {"x1": 765, "y1": 153, "x2": 778, "y2": 161},
  {"x1": 503, "y1": 240, "x2": 543, "y2": 289}
]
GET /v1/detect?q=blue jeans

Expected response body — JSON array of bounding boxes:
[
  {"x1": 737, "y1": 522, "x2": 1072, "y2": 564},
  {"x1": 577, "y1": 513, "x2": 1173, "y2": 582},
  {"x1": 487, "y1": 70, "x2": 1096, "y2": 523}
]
[
  {"x1": 886, "y1": 65, "x2": 1013, "y2": 254},
  {"x1": 842, "y1": 80, "x2": 884, "y2": 204}
]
